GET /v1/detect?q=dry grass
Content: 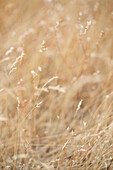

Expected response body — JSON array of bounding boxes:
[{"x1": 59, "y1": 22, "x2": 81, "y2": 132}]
[{"x1": 0, "y1": 0, "x2": 113, "y2": 169}]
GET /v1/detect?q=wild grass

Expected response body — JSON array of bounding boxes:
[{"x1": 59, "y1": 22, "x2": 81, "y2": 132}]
[{"x1": 0, "y1": 0, "x2": 113, "y2": 169}]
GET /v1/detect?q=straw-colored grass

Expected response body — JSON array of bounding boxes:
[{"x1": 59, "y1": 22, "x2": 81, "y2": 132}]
[{"x1": 0, "y1": 0, "x2": 113, "y2": 169}]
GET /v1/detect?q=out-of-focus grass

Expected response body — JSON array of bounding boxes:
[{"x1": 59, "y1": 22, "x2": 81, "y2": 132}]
[{"x1": 0, "y1": 0, "x2": 113, "y2": 169}]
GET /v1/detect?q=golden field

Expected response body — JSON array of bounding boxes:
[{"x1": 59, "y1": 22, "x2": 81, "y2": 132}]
[{"x1": 0, "y1": 0, "x2": 113, "y2": 169}]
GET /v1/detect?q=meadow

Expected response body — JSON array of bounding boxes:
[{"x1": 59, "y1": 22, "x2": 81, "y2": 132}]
[{"x1": 0, "y1": 0, "x2": 113, "y2": 169}]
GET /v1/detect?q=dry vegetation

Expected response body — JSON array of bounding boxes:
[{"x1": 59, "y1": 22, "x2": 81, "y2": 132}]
[{"x1": 0, "y1": 0, "x2": 113, "y2": 169}]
